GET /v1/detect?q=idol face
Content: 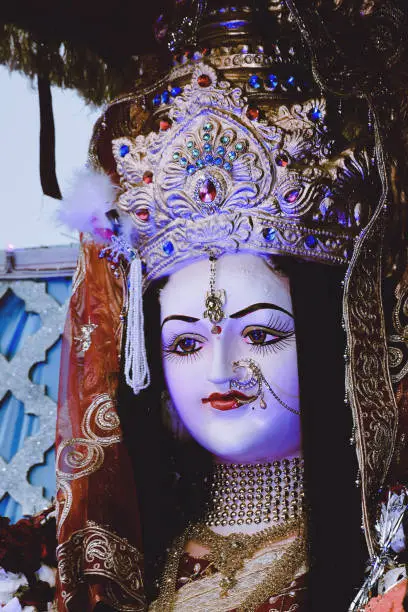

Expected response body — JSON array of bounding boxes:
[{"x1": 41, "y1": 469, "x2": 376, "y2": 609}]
[{"x1": 159, "y1": 253, "x2": 301, "y2": 463}]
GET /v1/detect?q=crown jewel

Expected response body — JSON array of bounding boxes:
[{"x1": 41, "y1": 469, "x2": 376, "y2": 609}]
[{"x1": 110, "y1": 61, "x2": 372, "y2": 285}]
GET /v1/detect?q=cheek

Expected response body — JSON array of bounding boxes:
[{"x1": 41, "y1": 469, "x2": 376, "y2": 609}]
[
  {"x1": 256, "y1": 343, "x2": 299, "y2": 391},
  {"x1": 162, "y1": 355, "x2": 207, "y2": 409}
]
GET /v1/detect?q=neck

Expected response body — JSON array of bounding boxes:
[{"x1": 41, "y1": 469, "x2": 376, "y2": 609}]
[{"x1": 205, "y1": 458, "x2": 304, "y2": 534}]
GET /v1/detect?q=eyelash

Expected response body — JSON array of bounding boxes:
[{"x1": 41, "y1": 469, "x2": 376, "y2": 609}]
[
  {"x1": 162, "y1": 315, "x2": 295, "y2": 362},
  {"x1": 249, "y1": 335, "x2": 295, "y2": 356},
  {"x1": 243, "y1": 314, "x2": 295, "y2": 356},
  {"x1": 162, "y1": 333, "x2": 205, "y2": 363}
]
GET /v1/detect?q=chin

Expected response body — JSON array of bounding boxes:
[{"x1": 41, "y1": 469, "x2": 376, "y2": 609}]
[{"x1": 201, "y1": 435, "x2": 264, "y2": 463}]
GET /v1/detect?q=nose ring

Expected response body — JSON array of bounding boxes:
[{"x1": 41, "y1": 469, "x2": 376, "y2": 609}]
[{"x1": 231, "y1": 358, "x2": 300, "y2": 415}]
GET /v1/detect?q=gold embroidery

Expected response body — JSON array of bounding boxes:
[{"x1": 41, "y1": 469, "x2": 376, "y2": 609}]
[
  {"x1": 150, "y1": 540, "x2": 306, "y2": 612},
  {"x1": 57, "y1": 521, "x2": 145, "y2": 611},
  {"x1": 82, "y1": 393, "x2": 121, "y2": 445},
  {"x1": 71, "y1": 244, "x2": 86, "y2": 297},
  {"x1": 151, "y1": 520, "x2": 306, "y2": 612},
  {"x1": 74, "y1": 318, "x2": 98, "y2": 353},
  {"x1": 345, "y1": 216, "x2": 399, "y2": 553},
  {"x1": 56, "y1": 394, "x2": 122, "y2": 536}
]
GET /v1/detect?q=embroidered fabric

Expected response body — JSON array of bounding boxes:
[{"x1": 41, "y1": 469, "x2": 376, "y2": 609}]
[
  {"x1": 56, "y1": 241, "x2": 144, "y2": 610},
  {"x1": 149, "y1": 538, "x2": 307, "y2": 612}
]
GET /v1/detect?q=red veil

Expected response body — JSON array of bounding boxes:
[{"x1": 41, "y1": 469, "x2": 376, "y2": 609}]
[{"x1": 55, "y1": 240, "x2": 144, "y2": 610}]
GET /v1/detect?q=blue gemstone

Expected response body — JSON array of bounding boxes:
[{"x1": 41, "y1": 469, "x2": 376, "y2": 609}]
[
  {"x1": 187, "y1": 164, "x2": 196, "y2": 174},
  {"x1": 163, "y1": 241, "x2": 174, "y2": 256},
  {"x1": 285, "y1": 189, "x2": 300, "y2": 203},
  {"x1": 228, "y1": 151, "x2": 237, "y2": 161},
  {"x1": 204, "y1": 122, "x2": 213, "y2": 131},
  {"x1": 305, "y1": 235, "x2": 317, "y2": 249},
  {"x1": 248, "y1": 75, "x2": 262, "y2": 89},
  {"x1": 192, "y1": 148, "x2": 200, "y2": 158},
  {"x1": 220, "y1": 136, "x2": 230, "y2": 145},
  {"x1": 203, "y1": 133, "x2": 211, "y2": 142},
  {"x1": 204, "y1": 143, "x2": 212, "y2": 152},
  {"x1": 235, "y1": 142, "x2": 244, "y2": 152},
  {"x1": 153, "y1": 94, "x2": 161, "y2": 106},
  {"x1": 310, "y1": 107, "x2": 322, "y2": 122},
  {"x1": 267, "y1": 74, "x2": 278, "y2": 89},
  {"x1": 173, "y1": 152, "x2": 180, "y2": 160},
  {"x1": 216, "y1": 146, "x2": 226, "y2": 155},
  {"x1": 171, "y1": 86, "x2": 182, "y2": 96},
  {"x1": 224, "y1": 161, "x2": 233, "y2": 171},
  {"x1": 187, "y1": 140, "x2": 194, "y2": 148},
  {"x1": 214, "y1": 157, "x2": 223, "y2": 166},
  {"x1": 263, "y1": 228, "x2": 276, "y2": 242},
  {"x1": 197, "y1": 159, "x2": 205, "y2": 168},
  {"x1": 119, "y1": 144, "x2": 129, "y2": 157},
  {"x1": 287, "y1": 76, "x2": 295, "y2": 86},
  {"x1": 161, "y1": 91, "x2": 170, "y2": 104},
  {"x1": 205, "y1": 154, "x2": 214, "y2": 164},
  {"x1": 180, "y1": 157, "x2": 188, "y2": 166}
]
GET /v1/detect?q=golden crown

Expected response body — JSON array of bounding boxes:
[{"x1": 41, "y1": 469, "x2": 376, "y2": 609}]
[{"x1": 108, "y1": 60, "x2": 374, "y2": 285}]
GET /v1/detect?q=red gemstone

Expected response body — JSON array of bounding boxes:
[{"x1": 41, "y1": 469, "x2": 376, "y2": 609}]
[
  {"x1": 160, "y1": 119, "x2": 171, "y2": 131},
  {"x1": 276, "y1": 154, "x2": 289, "y2": 167},
  {"x1": 143, "y1": 171, "x2": 153, "y2": 184},
  {"x1": 199, "y1": 179, "x2": 217, "y2": 203},
  {"x1": 246, "y1": 106, "x2": 260, "y2": 121},
  {"x1": 197, "y1": 74, "x2": 211, "y2": 87},
  {"x1": 211, "y1": 325, "x2": 222, "y2": 335},
  {"x1": 136, "y1": 208, "x2": 150, "y2": 221}
]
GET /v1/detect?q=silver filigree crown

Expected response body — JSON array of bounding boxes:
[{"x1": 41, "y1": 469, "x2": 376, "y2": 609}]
[{"x1": 111, "y1": 63, "x2": 372, "y2": 285}]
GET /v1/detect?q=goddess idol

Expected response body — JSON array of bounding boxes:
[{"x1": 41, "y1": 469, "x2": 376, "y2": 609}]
[{"x1": 55, "y1": 1, "x2": 408, "y2": 610}]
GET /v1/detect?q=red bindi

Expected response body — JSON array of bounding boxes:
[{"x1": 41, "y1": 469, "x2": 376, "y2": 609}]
[{"x1": 211, "y1": 325, "x2": 222, "y2": 335}]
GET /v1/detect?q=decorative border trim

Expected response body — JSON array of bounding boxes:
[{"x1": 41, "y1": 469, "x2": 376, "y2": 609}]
[{"x1": 57, "y1": 521, "x2": 145, "y2": 610}]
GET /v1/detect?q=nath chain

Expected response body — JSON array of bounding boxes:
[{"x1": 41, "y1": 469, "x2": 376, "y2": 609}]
[{"x1": 231, "y1": 358, "x2": 300, "y2": 415}]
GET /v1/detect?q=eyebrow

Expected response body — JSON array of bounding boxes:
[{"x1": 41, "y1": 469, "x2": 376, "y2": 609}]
[
  {"x1": 161, "y1": 302, "x2": 293, "y2": 329},
  {"x1": 161, "y1": 314, "x2": 200, "y2": 329},
  {"x1": 229, "y1": 302, "x2": 293, "y2": 319}
]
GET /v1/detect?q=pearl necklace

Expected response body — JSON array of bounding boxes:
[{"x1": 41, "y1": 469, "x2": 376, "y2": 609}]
[{"x1": 205, "y1": 458, "x2": 304, "y2": 528}]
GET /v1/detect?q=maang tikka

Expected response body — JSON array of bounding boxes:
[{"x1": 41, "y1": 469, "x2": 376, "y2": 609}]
[{"x1": 203, "y1": 256, "x2": 226, "y2": 334}]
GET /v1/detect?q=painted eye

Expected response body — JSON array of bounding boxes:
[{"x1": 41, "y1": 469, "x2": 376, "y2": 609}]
[
  {"x1": 242, "y1": 323, "x2": 294, "y2": 348},
  {"x1": 176, "y1": 337, "x2": 198, "y2": 353},
  {"x1": 245, "y1": 330, "x2": 268, "y2": 345}
]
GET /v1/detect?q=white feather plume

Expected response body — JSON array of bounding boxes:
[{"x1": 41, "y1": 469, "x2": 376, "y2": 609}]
[
  {"x1": 58, "y1": 167, "x2": 117, "y2": 241},
  {"x1": 349, "y1": 489, "x2": 408, "y2": 611}
]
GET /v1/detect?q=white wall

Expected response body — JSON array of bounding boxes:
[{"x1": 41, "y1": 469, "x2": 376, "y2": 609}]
[{"x1": 0, "y1": 66, "x2": 101, "y2": 249}]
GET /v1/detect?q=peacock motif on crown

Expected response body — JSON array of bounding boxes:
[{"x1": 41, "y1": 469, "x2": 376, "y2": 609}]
[{"x1": 111, "y1": 63, "x2": 374, "y2": 283}]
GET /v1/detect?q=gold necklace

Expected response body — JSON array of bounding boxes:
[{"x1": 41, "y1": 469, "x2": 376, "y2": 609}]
[
  {"x1": 205, "y1": 458, "x2": 304, "y2": 527},
  {"x1": 155, "y1": 518, "x2": 306, "y2": 612}
]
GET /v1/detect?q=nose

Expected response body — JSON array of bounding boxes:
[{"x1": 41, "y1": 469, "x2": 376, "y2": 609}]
[{"x1": 207, "y1": 337, "x2": 232, "y2": 385}]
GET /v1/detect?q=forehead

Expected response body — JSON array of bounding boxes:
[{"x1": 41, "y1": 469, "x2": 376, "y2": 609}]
[{"x1": 159, "y1": 253, "x2": 292, "y2": 319}]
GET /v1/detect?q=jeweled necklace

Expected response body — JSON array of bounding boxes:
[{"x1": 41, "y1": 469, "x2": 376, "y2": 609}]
[{"x1": 205, "y1": 458, "x2": 304, "y2": 528}]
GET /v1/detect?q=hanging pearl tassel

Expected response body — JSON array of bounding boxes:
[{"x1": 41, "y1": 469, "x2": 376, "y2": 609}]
[{"x1": 124, "y1": 257, "x2": 151, "y2": 394}]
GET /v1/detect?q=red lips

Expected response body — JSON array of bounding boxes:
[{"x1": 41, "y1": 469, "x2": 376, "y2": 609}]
[{"x1": 202, "y1": 391, "x2": 256, "y2": 411}]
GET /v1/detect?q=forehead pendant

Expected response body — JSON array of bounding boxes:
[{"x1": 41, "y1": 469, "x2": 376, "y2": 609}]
[{"x1": 203, "y1": 256, "x2": 226, "y2": 334}]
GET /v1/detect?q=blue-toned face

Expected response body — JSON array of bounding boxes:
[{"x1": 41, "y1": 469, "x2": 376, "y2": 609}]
[{"x1": 160, "y1": 253, "x2": 301, "y2": 463}]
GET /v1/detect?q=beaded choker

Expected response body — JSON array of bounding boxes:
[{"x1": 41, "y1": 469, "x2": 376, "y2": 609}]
[{"x1": 205, "y1": 458, "x2": 304, "y2": 528}]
